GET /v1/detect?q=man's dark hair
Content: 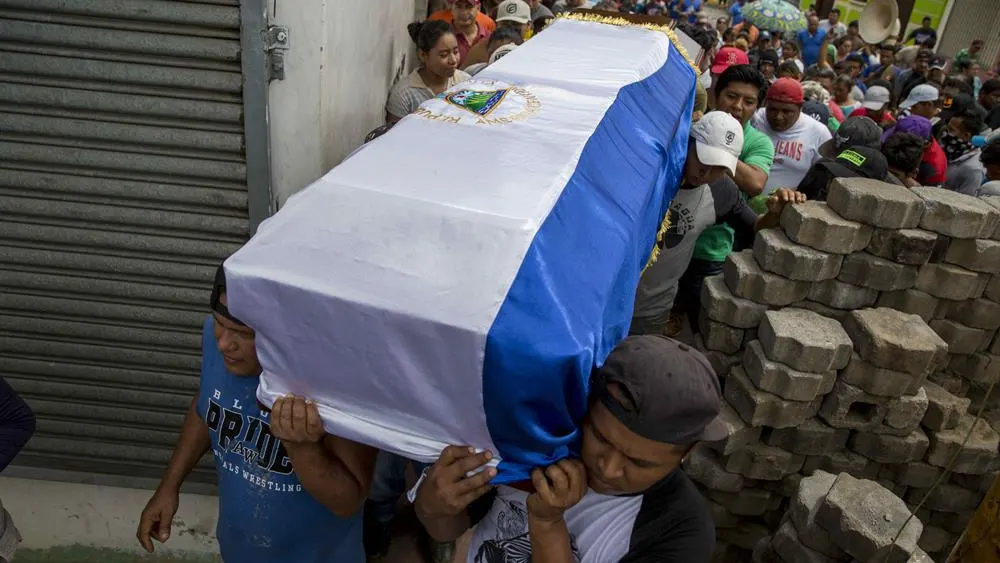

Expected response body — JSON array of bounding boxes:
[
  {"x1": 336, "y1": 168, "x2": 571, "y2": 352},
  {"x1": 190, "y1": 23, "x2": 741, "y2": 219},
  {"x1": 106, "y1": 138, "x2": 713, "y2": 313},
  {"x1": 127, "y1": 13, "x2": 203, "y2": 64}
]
[
  {"x1": 783, "y1": 41, "x2": 800, "y2": 55},
  {"x1": 722, "y1": 27, "x2": 736, "y2": 43},
  {"x1": 883, "y1": 133, "x2": 925, "y2": 175},
  {"x1": 714, "y1": 64, "x2": 767, "y2": 101},
  {"x1": 677, "y1": 22, "x2": 717, "y2": 52},
  {"x1": 777, "y1": 60, "x2": 802, "y2": 77},
  {"x1": 848, "y1": 20, "x2": 859, "y2": 29},
  {"x1": 953, "y1": 110, "x2": 986, "y2": 135},
  {"x1": 488, "y1": 26, "x2": 525, "y2": 49},
  {"x1": 984, "y1": 79, "x2": 1000, "y2": 95},
  {"x1": 879, "y1": 42, "x2": 898, "y2": 53},
  {"x1": 835, "y1": 36, "x2": 852, "y2": 48},
  {"x1": 972, "y1": 39, "x2": 985, "y2": 46},
  {"x1": 846, "y1": 53, "x2": 865, "y2": 66},
  {"x1": 982, "y1": 138, "x2": 1000, "y2": 167},
  {"x1": 921, "y1": 37, "x2": 937, "y2": 49},
  {"x1": 830, "y1": 8, "x2": 840, "y2": 15},
  {"x1": 532, "y1": 16, "x2": 552, "y2": 35},
  {"x1": 944, "y1": 76, "x2": 974, "y2": 96},
  {"x1": 805, "y1": 66, "x2": 836, "y2": 82}
]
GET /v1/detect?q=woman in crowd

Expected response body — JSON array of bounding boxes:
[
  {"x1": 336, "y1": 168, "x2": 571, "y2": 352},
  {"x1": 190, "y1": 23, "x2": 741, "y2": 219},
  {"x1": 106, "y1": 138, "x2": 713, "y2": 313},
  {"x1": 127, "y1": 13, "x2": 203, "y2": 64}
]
[
  {"x1": 832, "y1": 74, "x2": 861, "y2": 116},
  {"x1": 385, "y1": 21, "x2": 472, "y2": 124}
]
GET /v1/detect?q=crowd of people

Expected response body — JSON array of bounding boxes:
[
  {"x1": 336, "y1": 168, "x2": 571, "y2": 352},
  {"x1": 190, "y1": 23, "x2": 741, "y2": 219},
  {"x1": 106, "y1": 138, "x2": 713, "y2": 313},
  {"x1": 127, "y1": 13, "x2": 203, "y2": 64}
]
[{"x1": 132, "y1": 2, "x2": 1000, "y2": 563}]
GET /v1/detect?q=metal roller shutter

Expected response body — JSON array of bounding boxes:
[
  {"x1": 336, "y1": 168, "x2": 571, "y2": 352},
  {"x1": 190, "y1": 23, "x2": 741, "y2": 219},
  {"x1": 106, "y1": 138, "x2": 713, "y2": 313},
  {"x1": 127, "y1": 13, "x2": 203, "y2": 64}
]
[
  {"x1": 938, "y1": 0, "x2": 1000, "y2": 69},
  {"x1": 0, "y1": 0, "x2": 271, "y2": 485}
]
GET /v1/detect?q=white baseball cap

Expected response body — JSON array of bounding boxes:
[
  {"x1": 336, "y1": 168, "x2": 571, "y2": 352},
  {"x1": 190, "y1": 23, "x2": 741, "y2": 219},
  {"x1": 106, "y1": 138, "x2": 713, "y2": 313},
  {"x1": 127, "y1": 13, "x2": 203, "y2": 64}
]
[
  {"x1": 862, "y1": 85, "x2": 891, "y2": 111},
  {"x1": 900, "y1": 84, "x2": 939, "y2": 109},
  {"x1": 689, "y1": 111, "x2": 743, "y2": 176},
  {"x1": 496, "y1": 0, "x2": 531, "y2": 24}
]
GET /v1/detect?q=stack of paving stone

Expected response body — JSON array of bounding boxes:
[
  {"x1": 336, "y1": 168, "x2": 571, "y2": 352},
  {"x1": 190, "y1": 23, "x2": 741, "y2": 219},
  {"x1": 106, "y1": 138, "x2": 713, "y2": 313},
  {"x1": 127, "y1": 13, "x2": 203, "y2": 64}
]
[
  {"x1": 687, "y1": 180, "x2": 1000, "y2": 563},
  {"x1": 753, "y1": 471, "x2": 930, "y2": 563}
]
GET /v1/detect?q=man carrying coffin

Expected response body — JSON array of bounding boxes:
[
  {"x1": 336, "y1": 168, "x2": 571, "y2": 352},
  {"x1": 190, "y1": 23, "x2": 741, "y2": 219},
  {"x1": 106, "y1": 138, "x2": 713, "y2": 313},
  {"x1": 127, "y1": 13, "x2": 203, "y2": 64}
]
[
  {"x1": 415, "y1": 335, "x2": 726, "y2": 562},
  {"x1": 137, "y1": 266, "x2": 377, "y2": 562},
  {"x1": 630, "y1": 111, "x2": 806, "y2": 336}
]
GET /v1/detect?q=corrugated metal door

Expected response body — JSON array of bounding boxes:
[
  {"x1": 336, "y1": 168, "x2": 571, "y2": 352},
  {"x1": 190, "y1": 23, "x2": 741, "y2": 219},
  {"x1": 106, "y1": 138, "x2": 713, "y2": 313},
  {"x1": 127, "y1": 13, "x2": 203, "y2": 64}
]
[
  {"x1": 938, "y1": 0, "x2": 1000, "y2": 69},
  {"x1": 0, "y1": 0, "x2": 267, "y2": 485}
]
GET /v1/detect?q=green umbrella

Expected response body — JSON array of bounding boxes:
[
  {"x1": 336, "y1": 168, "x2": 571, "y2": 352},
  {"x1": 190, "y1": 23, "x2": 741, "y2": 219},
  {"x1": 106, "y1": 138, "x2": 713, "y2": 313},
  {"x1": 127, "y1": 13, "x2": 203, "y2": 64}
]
[{"x1": 742, "y1": 0, "x2": 808, "y2": 34}]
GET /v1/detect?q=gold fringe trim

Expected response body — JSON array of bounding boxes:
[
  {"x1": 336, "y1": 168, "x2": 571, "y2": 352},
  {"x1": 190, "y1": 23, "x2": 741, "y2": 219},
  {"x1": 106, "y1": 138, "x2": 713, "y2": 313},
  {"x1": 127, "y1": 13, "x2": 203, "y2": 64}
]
[
  {"x1": 559, "y1": 12, "x2": 691, "y2": 273},
  {"x1": 641, "y1": 212, "x2": 671, "y2": 274},
  {"x1": 559, "y1": 12, "x2": 699, "y2": 75}
]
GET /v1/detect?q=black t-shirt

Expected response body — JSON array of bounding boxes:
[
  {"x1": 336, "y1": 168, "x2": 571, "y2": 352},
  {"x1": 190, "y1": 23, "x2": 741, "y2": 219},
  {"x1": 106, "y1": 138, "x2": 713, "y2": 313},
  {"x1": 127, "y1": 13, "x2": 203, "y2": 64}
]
[{"x1": 467, "y1": 468, "x2": 715, "y2": 562}]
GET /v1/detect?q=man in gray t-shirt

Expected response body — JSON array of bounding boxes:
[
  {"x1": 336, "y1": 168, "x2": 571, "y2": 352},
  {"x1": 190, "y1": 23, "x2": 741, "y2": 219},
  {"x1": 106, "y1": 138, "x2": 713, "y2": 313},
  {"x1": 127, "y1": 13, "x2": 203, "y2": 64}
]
[
  {"x1": 529, "y1": 0, "x2": 554, "y2": 20},
  {"x1": 631, "y1": 112, "x2": 806, "y2": 335}
]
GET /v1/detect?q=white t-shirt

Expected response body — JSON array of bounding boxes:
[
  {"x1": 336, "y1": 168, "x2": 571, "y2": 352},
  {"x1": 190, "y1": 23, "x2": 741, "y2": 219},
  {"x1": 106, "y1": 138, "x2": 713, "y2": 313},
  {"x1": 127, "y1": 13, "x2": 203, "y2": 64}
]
[
  {"x1": 818, "y1": 20, "x2": 847, "y2": 38},
  {"x1": 752, "y1": 108, "x2": 832, "y2": 194}
]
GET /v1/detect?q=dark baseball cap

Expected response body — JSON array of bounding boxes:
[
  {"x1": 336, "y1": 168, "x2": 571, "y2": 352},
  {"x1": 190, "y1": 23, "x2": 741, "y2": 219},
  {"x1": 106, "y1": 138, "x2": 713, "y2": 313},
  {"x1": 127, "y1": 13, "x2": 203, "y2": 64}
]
[
  {"x1": 821, "y1": 146, "x2": 889, "y2": 183},
  {"x1": 211, "y1": 264, "x2": 247, "y2": 326},
  {"x1": 802, "y1": 100, "x2": 831, "y2": 125},
  {"x1": 591, "y1": 335, "x2": 728, "y2": 445},
  {"x1": 820, "y1": 116, "x2": 883, "y2": 158}
]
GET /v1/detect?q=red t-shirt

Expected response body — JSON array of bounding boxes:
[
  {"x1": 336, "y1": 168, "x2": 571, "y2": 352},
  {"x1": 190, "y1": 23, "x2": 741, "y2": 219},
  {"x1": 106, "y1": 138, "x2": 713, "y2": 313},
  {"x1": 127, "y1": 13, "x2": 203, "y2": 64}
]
[
  {"x1": 848, "y1": 107, "x2": 897, "y2": 126},
  {"x1": 919, "y1": 138, "x2": 947, "y2": 186}
]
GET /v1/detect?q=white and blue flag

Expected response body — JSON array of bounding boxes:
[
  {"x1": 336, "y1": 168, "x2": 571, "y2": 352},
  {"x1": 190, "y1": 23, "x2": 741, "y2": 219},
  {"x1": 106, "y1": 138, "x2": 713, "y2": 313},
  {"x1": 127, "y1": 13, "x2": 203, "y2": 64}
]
[{"x1": 225, "y1": 17, "x2": 697, "y2": 483}]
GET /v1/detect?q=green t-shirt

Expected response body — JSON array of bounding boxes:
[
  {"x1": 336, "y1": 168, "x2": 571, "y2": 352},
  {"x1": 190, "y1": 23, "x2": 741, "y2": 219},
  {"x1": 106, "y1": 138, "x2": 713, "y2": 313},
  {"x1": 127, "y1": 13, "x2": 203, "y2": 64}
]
[{"x1": 691, "y1": 122, "x2": 775, "y2": 262}]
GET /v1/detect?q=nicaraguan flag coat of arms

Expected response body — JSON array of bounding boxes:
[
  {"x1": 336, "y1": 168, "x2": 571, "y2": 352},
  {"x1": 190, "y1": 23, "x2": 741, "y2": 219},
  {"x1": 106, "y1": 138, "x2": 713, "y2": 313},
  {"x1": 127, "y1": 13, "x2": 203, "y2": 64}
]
[{"x1": 225, "y1": 17, "x2": 697, "y2": 482}]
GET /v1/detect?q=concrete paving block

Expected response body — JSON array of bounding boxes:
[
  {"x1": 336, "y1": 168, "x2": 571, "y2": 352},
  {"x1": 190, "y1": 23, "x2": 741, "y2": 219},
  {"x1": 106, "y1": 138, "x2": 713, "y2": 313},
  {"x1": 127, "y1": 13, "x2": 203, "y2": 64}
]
[
  {"x1": 744, "y1": 340, "x2": 835, "y2": 402},
  {"x1": 723, "y1": 250, "x2": 810, "y2": 306},
  {"x1": 837, "y1": 252, "x2": 919, "y2": 291},
  {"x1": 773, "y1": 519, "x2": 845, "y2": 563},
  {"x1": 700, "y1": 310, "x2": 746, "y2": 355},
  {"x1": 928, "y1": 370, "x2": 971, "y2": 397},
  {"x1": 982, "y1": 196, "x2": 1000, "y2": 238},
  {"x1": 724, "y1": 442, "x2": 805, "y2": 481},
  {"x1": 948, "y1": 353, "x2": 1000, "y2": 385},
  {"x1": 708, "y1": 487, "x2": 774, "y2": 516},
  {"x1": 849, "y1": 428, "x2": 930, "y2": 464},
  {"x1": 766, "y1": 417, "x2": 850, "y2": 456},
  {"x1": 708, "y1": 500, "x2": 740, "y2": 528},
  {"x1": 802, "y1": 450, "x2": 870, "y2": 477},
  {"x1": 867, "y1": 228, "x2": 940, "y2": 265},
  {"x1": 913, "y1": 185, "x2": 999, "y2": 238},
  {"x1": 759, "y1": 309, "x2": 852, "y2": 373},
  {"x1": 907, "y1": 548, "x2": 936, "y2": 563},
  {"x1": 880, "y1": 462, "x2": 942, "y2": 489},
  {"x1": 809, "y1": 279, "x2": 879, "y2": 310},
  {"x1": 789, "y1": 470, "x2": 851, "y2": 559},
  {"x1": 753, "y1": 228, "x2": 844, "y2": 281},
  {"x1": 840, "y1": 352, "x2": 923, "y2": 397},
  {"x1": 945, "y1": 238, "x2": 1000, "y2": 274},
  {"x1": 843, "y1": 308, "x2": 948, "y2": 376},
  {"x1": 930, "y1": 320, "x2": 992, "y2": 355},
  {"x1": 684, "y1": 445, "x2": 745, "y2": 493},
  {"x1": 907, "y1": 483, "x2": 983, "y2": 514},
  {"x1": 751, "y1": 537, "x2": 780, "y2": 563},
  {"x1": 929, "y1": 510, "x2": 975, "y2": 535},
  {"x1": 717, "y1": 520, "x2": 771, "y2": 550},
  {"x1": 819, "y1": 380, "x2": 889, "y2": 431},
  {"x1": 725, "y1": 366, "x2": 822, "y2": 429},
  {"x1": 950, "y1": 471, "x2": 999, "y2": 495},
  {"x1": 702, "y1": 275, "x2": 768, "y2": 329},
  {"x1": 922, "y1": 381, "x2": 972, "y2": 431},
  {"x1": 966, "y1": 382, "x2": 1000, "y2": 413},
  {"x1": 944, "y1": 298, "x2": 1000, "y2": 330},
  {"x1": 915, "y1": 263, "x2": 986, "y2": 300},
  {"x1": 781, "y1": 201, "x2": 874, "y2": 254},
  {"x1": 828, "y1": 177, "x2": 925, "y2": 229},
  {"x1": 917, "y1": 525, "x2": 953, "y2": 555},
  {"x1": 926, "y1": 414, "x2": 1000, "y2": 474},
  {"x1": 883, "y1": 387, "x2": 929, "y2": 432},
  {"x1": 815, "y1": 472, "x2": 924, "y2": 563},
  {"x1": 704, "y1": 400, "x2": 763, "y2": 456},
  {"x1": 793, "y1": 299, "x2": 851, "y2": 322},
  {"x1": 875, "y1": 289, "x2": 940, "y2": 322}
]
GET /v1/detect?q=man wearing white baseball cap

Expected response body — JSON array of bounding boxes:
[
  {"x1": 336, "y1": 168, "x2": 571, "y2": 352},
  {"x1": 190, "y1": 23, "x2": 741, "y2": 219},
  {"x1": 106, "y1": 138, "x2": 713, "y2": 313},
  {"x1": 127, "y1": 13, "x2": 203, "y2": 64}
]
[
  {"x1": 900, "y1": 84, "x2": 940, "y2": 120},
  {"x1": 461, "y1": 0, "x2": 530, "y2": 69},
  {"x1": 631, "y1": 111, "x2": 807, "y2": 335}
]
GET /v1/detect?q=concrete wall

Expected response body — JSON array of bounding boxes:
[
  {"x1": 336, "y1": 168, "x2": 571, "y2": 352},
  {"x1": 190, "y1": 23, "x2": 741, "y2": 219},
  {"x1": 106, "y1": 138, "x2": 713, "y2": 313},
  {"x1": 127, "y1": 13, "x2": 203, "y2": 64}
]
[{"x1": 268, "y1": 0, "x2": 425, "y2": 206}]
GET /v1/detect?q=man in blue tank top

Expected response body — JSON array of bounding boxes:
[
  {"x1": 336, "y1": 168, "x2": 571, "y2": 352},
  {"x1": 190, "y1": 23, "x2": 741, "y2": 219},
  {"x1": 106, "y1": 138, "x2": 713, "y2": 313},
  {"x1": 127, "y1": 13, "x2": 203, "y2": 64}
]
[{"x1": 137, "y1": 265, "x2": 377, "y2": 562}]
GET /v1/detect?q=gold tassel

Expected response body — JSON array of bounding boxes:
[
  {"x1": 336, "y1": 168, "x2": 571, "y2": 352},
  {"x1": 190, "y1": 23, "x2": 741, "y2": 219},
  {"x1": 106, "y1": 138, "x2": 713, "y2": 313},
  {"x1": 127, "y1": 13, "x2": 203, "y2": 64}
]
[
  {"x1": 559, "y1": 12, "x2": 699, "y2": 75},
  {"x1": 641, "y1": 212, "x2": 671, "y2": 274}
]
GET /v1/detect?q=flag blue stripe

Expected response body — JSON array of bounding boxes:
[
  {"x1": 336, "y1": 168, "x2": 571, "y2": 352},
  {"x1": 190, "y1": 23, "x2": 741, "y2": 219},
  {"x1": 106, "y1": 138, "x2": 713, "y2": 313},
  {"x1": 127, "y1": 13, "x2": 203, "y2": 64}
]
[{"x1": 482, "y1": 41, "x2": 697, "y2": 483}]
